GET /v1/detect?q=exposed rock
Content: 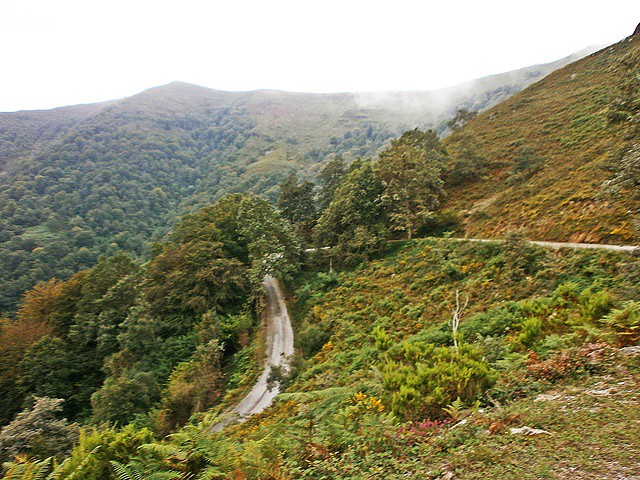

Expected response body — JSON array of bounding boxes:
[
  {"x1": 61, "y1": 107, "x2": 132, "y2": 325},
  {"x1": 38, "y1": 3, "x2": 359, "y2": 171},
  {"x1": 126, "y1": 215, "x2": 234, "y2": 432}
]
[
  {"x1": 534, "y1": 393, "x2": 561, "y2": 402},
  {"x1": 509, "y1": 426, "x2": 553, "y2": 436},
  {"x1": 633, "y1": 22, "x2": 640, "y2": 37},
  {"x1": 619, "y1": 345, "x2": 640, "y2": 357}
]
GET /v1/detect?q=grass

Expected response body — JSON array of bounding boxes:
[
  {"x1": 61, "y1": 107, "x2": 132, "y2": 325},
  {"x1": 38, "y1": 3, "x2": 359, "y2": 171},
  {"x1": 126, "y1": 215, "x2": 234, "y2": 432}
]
[
  {"x1": 426, "y1": 368, "x2": 640, "y2": 479},
  {"x1": 443, "y1": 35, "x2": 640, "y2": 245}
]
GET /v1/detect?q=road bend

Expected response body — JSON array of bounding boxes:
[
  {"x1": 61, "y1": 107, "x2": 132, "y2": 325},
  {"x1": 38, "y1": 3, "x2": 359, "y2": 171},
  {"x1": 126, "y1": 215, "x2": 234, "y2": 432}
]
[{"x1": 209, "y1": 275, "x2": 294, "y2": 432}]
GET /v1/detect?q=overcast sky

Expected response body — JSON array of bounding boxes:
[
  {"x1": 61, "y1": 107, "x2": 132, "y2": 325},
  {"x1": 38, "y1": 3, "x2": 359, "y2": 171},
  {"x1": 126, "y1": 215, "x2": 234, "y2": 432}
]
[{"x1": 1, "y1": 0, "x2": 638, "y2": 112}]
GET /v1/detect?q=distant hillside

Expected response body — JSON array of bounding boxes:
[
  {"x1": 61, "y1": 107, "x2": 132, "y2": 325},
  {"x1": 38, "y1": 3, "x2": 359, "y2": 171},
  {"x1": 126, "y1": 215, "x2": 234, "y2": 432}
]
[
  {"x1": 0, "y1": 48, "x2": 596, "y2": 312},
  {"x1": 444, "y1": 35, "x2": 640, "y2": 244},
  {"x1": 356, "y1": 46, "x2": 600, "y2": 123},
  {"x1": 0, "y1": 102, "x2": 113, "y2": 171}
]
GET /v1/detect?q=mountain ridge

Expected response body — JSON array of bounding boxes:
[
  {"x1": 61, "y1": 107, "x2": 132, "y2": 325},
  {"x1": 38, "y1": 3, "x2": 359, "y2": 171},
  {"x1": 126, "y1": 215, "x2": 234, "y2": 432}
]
[{"x1": 0, "y1": 45, "x2": 602, "y2": 312}]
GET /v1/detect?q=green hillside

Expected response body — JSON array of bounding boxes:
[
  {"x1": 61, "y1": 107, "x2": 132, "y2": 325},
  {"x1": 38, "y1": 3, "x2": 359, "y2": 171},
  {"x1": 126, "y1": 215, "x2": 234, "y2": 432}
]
[
  {"x1": 0, "y1": 49, "x2": 592, "y2": 312},
  {"x1": 443, "y1": 34, "x2": 640, "y2": 244},
  {"x1": 4, "y1": 236, "x2": 637, "y2": 478},
  {"x1": 2, "y1": 31, "x2": 640, "y2": 478},
  {"x1": 0, "y1": 102, "x2": 113, "y2": 171}
]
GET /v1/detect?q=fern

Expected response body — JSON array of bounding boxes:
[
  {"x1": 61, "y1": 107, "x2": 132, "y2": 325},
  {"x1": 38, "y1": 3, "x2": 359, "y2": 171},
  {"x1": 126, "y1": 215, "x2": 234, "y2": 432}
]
[{"x1": 110, "y1": 460, "x2": 183, "y2": 480}]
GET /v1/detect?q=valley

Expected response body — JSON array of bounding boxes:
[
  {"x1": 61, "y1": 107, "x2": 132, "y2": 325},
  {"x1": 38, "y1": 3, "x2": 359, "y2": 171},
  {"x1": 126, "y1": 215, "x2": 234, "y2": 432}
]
[{"x1": 0, "y1": 23, "x2": 639, "y2": 480}]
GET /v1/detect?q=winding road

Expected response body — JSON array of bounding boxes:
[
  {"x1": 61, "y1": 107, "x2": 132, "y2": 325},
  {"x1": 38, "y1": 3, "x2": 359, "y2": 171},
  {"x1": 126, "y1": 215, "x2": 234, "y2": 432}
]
[
  {"x1": 458, "y1": 237, "x2": 638, "y2": 252},
  {"x1": 210, "y1": 275, "x2": 294, "y2": 432},
  {"x1": 210, "y1": 237, "x2": 636, "y2": 432}
]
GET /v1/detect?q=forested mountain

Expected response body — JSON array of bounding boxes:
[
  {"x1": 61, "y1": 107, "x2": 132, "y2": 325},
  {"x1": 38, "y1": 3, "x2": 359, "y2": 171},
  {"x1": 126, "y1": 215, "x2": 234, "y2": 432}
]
[
  {"x1": 1, "y1": 27, "x2": 640, "y2": 478},
  {"x1": 0, "y1": 102, "x2": 114, "y2": 171},
  {"x1": 0, "y1": 48, "x2": 596, "y2": 312}
]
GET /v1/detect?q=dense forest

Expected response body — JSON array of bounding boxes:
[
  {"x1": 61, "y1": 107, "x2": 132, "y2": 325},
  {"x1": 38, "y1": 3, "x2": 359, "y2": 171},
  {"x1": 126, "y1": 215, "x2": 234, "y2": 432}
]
[{"x1": 0, "y1": 127, "x2": 449, "y2": 432}]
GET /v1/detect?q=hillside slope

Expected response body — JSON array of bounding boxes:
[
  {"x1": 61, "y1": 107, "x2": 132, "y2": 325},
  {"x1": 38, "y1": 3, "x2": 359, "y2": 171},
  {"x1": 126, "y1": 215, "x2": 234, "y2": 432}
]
[
  {"x1": 0, "y1": 101, "x2": 113, "y2": 171},
  {"x1": 0, "y1": 49, "x2": 594, "y2": 312},
  {"x1": 444, "y1": 33, "x2": 640, "y2": 244}
]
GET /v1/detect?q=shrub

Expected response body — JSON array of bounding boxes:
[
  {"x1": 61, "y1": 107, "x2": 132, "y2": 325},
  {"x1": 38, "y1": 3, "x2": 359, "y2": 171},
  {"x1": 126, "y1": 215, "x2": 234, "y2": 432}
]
[
  {"x1": 526, "y1": 342, "x2": 614, "y2": 382},
  {"x1": 601, "y1": 300, "x2": 640, "y2": 346},
  {"x1": 298, "y1": 324, "x2": 332, "y2": 357},
  {"x1": 502, "y1": 230, "x2": 547, "y2": 279},
  {"x1": 580, "y1": 287, "x2": 614, "y2": 322},
  {"x1": 518, "y1": 317, "x2": 543, "y2": 348},
  {"x1": 460, "y1": 303, "x2": 524, "y2": 340},
  {"x1": 381, "y1": 343, "x2": 495, "y2": 420},
  {"x1": 0, "y1": 396, "x2": 78, "y2": 462}
]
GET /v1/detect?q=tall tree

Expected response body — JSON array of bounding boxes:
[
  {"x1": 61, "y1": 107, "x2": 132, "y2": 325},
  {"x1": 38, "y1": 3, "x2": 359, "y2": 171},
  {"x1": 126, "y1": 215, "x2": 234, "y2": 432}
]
[
  {"x1": 0, "y1": 396, "x2": 78, "y2": 462},
  {"x1": 239, "y1": 195, "x2": 301, "y2": 285},
  {"x1": 446, "y1": 133, "x2": 489, "y2": 185},
  {"x1": 277, "y1": 172, "x2": 316, "y2": 241},
  {"x1": 315, "y1": 161, "x2": 387, "y2": 264},
  {"x1": 375, "y1": 129, "x2": 447, "y2": 239},
  {"x1": 317, "y1": 157, "x2": 346, "y2": 211}
]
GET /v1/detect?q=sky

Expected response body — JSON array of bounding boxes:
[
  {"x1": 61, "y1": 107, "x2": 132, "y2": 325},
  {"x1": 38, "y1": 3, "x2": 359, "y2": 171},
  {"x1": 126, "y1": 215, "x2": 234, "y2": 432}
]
[{"x1": 1, "y1": 0, "x2": 639, "y2": 112}]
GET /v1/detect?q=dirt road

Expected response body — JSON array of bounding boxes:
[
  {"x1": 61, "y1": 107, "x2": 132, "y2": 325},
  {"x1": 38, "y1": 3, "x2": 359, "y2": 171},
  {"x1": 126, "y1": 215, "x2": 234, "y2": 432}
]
[
  {"x1": 459, "y1": 238, "x2": 638, "y2": 252},
  {"x1": 210, "y1": 275, "x2": 294, "y2": 431}
]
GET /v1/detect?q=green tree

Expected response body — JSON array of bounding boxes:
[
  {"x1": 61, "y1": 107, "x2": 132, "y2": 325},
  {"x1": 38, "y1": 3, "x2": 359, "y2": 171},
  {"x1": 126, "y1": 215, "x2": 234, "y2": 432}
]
[
  {"x1": 16, "y1": 337, "x2": 80, "y2": 416},
  {"x1": 447, "y1": 133, "x2": 489, "y2": 185},
  {"x1": 317, "y1": 157, "x2": 346, "y2": 211},
  {"x1": 90, "y1": 369, "x2": 159, "y2": 425},
  {"x1": 315, "y1": 161, "x2": 387, "y2": 264},
  {"x1": 0, "y1": 397, "x2": 78, "y2": 462},
  {"x1": 277, "y1": 172, "x2": 316, "y2": 241},
  {"x1": 155, "y1": 340, "x2": 224, "y2": 434},
  {"x1": 170, "y1": 194, "x2": 249, "y2": 262},
  {"x1": 238, "y1": 194, "x2": 301, "y2": 285},
  {"x1": 145, "y1": 241, "x2": 249, "y2": 324},
  {"x1": 375, "y1": 129, "x2": 447, "y2": 239}
]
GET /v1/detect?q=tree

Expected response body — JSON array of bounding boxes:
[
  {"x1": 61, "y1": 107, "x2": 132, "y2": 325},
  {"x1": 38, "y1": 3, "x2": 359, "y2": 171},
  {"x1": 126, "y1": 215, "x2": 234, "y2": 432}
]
[
  {"x1": 446, "y1": 108, "x2": 478, "y2": 131},
  {"x1": 446, "y1": 133, "x2": 489, "y2": 185},
  {"x1": 145, "y1": 241, "x2": 249, "y2": 326},
  {"x1": 90, "y1": 369, "x2": 159, "y2": 425},
  {"x1": 317, "y1": 157, "x2": 346, "y2": 211},
  {"x1": 0, "y1": 396, "x2": 78, "y2": 462},
  {"x1": 0, "y1": 314, "x2": 52, "y2": 425},
  {"x1": 277, "y1": 172, "x2": 316, "y2": 241},
  {"x1": 315, "y1": 161, "x2": 387, "y2": 264},
  {"x1": 15, "y1": 279, "x2": 64, "y2": 326},
  {"x1": 238, "y1": 195, "x2": 301, "y2": 285},
  {"x1": 169, "y1": 194, "x2": 249, "y2": 263},
  {"x1": 375, "y1": 130, "x2": 447, "y2": 239},
  {"x1": 155, "y1": 339, "x2": 224, "y2": 434}
]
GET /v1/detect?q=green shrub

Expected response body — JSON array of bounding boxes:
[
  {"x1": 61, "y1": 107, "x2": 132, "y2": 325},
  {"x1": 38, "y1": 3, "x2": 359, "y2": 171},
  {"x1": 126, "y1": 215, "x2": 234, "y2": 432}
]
[
  {"x1": 518, "y1": 317, "x2": 543, "y2": 348},
  {"x1": 381, "y1": 343, "x2": 495, "y2": 420},
  {"x1": 601, "y1": 300, "x2": 640, "y2": 346},
  {"x1": 459, "y1": 303, "x2": 524, "y2": 340},
  {"x1": 580, "y1": 287, "x2": 614, "y2": 322},
  {"x1": 298, "y1": 324, "x2": 332, "y2": 357}
]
